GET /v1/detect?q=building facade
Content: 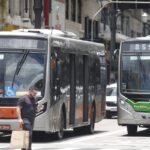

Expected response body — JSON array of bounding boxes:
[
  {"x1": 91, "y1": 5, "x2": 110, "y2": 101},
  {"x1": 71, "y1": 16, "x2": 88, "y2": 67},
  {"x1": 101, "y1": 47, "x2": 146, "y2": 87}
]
[
  {"x1": 0, "y1": 1, "x2": 149, "y2": 36},
  {"x1": 0, "y1": 0, "x2": 150, "y2": 82}
]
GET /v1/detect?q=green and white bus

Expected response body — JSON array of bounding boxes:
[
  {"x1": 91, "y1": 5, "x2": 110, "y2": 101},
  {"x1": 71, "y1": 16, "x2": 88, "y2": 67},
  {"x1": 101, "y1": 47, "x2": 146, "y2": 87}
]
[
  {"x1": 118, "y1": 36, "x2": 150, "y2": 135},
  {"x1": 0, "y1": 29, "x2": 106, "y2": 139}
]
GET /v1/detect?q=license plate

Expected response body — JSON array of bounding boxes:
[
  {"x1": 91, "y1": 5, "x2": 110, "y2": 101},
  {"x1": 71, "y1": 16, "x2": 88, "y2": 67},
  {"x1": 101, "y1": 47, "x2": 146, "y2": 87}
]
[{"x1": 0, "y1": 124, "x2": 11, "y2": 130}]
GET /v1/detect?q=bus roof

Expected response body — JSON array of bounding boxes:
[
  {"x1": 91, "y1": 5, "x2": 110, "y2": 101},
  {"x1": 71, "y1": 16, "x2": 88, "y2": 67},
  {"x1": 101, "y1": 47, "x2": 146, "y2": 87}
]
[
  {"x1": 0, "y1": 29, "x2": 105, "y2": 55},
  {"x1": 122, "y1": 36, "x2": 150, "y2": 43},
  {"x1": 0, "y1": 29, "x2": 74, "y2": 39},
  {"x1": 0, "y1": 29, "x2": 102, "y2": 45},
  {"x1": 0, "y1": 30, "x2": 47, "y2": 39},
  {"x1": 14, "y1": 29, "x2": 78, "y2": 39}
]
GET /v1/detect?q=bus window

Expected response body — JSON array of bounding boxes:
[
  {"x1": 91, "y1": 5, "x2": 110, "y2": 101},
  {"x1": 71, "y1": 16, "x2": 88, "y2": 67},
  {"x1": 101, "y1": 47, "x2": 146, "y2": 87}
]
[
  {"x1": 76, "y1": 55, "x2": 83, "y2": 94},
  {"x1": 50, "y1": 47, "x2": 70, "y2": 104},
  {"x1": 0, "y1": 52, "x2": 45, "y2": 98},
  {"x1": 50, "y1": 48, "x2": 59, "y2": 102},
  {"x1": 60, "y1": 53, "x2": 70, "y2": 95}
]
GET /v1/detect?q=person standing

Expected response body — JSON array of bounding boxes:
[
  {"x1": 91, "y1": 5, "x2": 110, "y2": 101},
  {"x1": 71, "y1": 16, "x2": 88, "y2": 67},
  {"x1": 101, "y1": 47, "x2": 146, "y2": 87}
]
[{"x1": 16, "y1": 86, "x2": 43, "y2": 150}]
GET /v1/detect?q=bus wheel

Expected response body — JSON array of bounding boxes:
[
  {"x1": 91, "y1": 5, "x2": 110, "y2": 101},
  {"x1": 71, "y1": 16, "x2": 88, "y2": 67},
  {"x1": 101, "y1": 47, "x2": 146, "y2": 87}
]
[
  {"x1": 85, "y1": 106, "x2": 95, "y2": 134},
  {"x1": 55, "y1": 111, "x2": 64, "y2": 140},
  {"x1": 127, "y1": 125, "x2": 137, "y2": 136}
]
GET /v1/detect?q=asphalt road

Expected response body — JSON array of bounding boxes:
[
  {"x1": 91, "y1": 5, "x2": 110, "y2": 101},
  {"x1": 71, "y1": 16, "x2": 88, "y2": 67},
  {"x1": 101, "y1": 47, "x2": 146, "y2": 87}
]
[{"x1": 1, "y1": 118, "x2": 150, "y2": 150}]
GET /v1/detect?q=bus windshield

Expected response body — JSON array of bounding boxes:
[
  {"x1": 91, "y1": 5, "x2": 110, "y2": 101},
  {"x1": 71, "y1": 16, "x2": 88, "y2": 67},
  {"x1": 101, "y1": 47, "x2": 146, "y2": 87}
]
[
  {"x1": 0, "y1": 51, "x2": 45, "y2": 98},
  {"x1": 121, "y1": 54, "x2": 150, "y2": 93}
]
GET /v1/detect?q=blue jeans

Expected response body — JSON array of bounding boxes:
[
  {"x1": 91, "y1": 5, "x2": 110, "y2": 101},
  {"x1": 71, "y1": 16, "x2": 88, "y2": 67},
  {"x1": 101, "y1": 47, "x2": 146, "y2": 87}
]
[{"x1": 21, "y1": 118, "x2": 33, "y2": 150}]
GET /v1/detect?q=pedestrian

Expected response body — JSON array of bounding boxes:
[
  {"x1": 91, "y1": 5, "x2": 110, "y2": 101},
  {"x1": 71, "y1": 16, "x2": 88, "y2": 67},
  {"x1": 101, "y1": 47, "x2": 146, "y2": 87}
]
[{"x1": 16, "y1": 86, "x2": 43, "y2": 150}]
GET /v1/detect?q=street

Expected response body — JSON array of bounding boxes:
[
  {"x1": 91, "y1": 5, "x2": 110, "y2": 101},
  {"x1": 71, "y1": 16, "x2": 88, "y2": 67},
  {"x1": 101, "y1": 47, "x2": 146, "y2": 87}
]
[{"x1": 1, "y1": 118, "x2": 150, "y2": 150}]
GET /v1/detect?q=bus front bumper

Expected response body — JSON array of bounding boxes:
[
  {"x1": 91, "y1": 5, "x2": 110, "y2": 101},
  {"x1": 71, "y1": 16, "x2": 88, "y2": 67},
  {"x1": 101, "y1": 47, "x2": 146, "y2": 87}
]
[
  {"x1": 0, "y1": 119, "x2": 20, "y2": 131},
  {"x1": 118, "y1": 106, "x2": 150, "y2": 125}
]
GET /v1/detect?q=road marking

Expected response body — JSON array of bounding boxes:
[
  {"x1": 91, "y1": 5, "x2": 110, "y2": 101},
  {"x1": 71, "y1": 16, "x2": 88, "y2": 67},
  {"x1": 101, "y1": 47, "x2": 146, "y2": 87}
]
[
  {"x1": 60, "y1": 127, "x2": 146, "y2": 145},
  {"x1": 57, "y1": 148, "x2": 79, "y2": 150},
  {"x1": 33, "y1": 147, "x2": 79, "y2": 150},
  {"x1": 62, "y1": 129, "x2": 126, "y2": 144}
]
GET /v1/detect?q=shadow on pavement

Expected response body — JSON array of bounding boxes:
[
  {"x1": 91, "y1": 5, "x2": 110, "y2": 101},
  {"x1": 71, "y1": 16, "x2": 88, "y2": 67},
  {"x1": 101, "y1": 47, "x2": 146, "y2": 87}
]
[
  {"x1": 33, "y1": 130, "x2": 107, "y2": 143},
  {"x1": 122, "y1": 128, "x2": 150, "y2": 137}
]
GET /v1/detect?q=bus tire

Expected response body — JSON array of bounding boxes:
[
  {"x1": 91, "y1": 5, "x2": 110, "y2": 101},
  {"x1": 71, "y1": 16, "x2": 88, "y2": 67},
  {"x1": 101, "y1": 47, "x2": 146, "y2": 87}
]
[
  {"x1": 127, "y1": 125, "x2": 137, "y2": 136},
  {"x1": 55, "y1": 110, "x2": 64, "y2": 140}
]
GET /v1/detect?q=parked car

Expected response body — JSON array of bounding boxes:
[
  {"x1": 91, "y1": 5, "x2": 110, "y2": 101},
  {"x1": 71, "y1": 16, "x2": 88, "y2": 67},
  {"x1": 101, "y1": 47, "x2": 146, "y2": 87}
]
[{"x1": 106, "y1": 83, "x2": 117, "y2": 119}]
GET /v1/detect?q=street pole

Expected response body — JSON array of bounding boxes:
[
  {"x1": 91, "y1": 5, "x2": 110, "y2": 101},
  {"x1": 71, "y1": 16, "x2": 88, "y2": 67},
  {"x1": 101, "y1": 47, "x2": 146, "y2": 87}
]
[
  {"x1": 110, "y1": 4, "x2": 116, "y2": 83},
  {"x1": 33, "y1": 0, "x2": 42, "y2": 29},
  {"x1": 143, "y1": 23, "x2": 146, "y2": 36}
]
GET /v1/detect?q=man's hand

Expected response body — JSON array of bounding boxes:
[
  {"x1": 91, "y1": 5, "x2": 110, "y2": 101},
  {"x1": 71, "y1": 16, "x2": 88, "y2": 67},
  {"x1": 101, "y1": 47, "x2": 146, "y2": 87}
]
[
  {"x1": 18, "y1": 118, "x2": 23, "y2": 124},
  {"x1": 18, "y1": 118, "x2": 24, "y2": 129},
  {"x1": 37, "y1": 104, "x2": 44, "y2": 112},
  {"x1": 16, "y1": 106, "x2": 23, "y2": 129}
]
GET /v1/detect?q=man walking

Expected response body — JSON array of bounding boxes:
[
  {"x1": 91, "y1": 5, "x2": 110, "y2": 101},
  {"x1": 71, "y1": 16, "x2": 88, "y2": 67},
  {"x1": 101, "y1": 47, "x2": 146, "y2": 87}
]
[{"x1": 16, "y1": 86, "x2": 43, "y2": 150}]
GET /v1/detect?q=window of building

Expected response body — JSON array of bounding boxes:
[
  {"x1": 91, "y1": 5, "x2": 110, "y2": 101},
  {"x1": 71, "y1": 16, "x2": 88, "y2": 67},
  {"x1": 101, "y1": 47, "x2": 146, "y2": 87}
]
[
  {"x1": 49, "y1": 0, "x2": 52, "y2": 13},
  {"x1": 25, "y1": 0, "x2": 28, "y2": 13},
  {"x1": 29, "y1": 0, "x2": 32, "y2": 17},
  {"x1": 131, "y1": 30, "x2": 134, "y2": 37},
  {"x1": 71, "y1": 0, "x2": 76, "y2": 21},
  {"x1": 19, "y1": 0, "x2": 25, "y2": 17},
  {"x1": 77, "y1": 0, "x2": 81, "y2": 23},
  {"x1": 66, "y1": 0, "x2": 82, "y2": 23},
  {"x1": 101, "y1": 9, "x2": 105, "y2": 23},
  {"x1": 84, "y1": 16, "x2": 90, "y2": 39},
  {"x1": 123, "y1": 16, "x2": 130, "y2": 36},
  {"x1": 65, "y1": 0, "x2": 69, "y2": 20},
  {"x1": 84, "y1": 16, "x2": 99, "y2": 40},
  {"x1": 9, "y1": 0, "x2": 14, "y2": 16},
  {"x1": 137, "y1": 32, "x2": 141, "y2": 37},
  {"x1": 93, "y1": 21, "x2": 99, "y2": 39}
]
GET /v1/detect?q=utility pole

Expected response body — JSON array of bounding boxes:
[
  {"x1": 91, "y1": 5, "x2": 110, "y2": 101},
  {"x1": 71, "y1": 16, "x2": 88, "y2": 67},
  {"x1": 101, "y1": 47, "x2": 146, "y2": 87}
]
[
  {"x1": 110, "y1": 4, "x2": 116, "y2": 83},
  {"x1": 33, "y1": 0, "x2": 42, "y2": 29}
]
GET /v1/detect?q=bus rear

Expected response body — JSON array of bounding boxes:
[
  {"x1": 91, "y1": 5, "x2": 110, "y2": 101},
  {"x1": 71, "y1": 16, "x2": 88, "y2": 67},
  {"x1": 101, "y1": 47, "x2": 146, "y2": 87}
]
[
  {"x1": 0, "y1": 31, "x2": 47, "y2": 131},
  {"x1": 118, "y1": 37, "x2": 150, "y2": 135}
]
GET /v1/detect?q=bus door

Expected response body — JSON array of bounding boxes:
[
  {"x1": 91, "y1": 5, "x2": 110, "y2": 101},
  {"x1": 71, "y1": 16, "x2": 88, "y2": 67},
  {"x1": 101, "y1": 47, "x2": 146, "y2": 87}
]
[
  {"x1": 75, "y1": 55, "x2": 84, "y2": 124},
  {"x1": 69, "y1": 54, "x2": 75, "y2": 124},
  {"x1": 83, "y1": 55, "x2": 89, "y2": 122},
  {"x1": 69, "y1": 54, "x2": 89, "y2": 125}
]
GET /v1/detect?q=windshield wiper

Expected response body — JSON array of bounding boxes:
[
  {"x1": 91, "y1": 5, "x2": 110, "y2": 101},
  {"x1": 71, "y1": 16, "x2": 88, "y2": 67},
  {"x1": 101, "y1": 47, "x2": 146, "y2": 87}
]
[{"x1": 12, "y1": 50, "x2": 29, "y2": 87}]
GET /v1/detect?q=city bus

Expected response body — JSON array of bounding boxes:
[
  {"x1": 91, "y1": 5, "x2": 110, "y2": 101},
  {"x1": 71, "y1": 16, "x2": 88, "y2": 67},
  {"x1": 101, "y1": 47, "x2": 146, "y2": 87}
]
[
  {"x1": 118, "y1": 36, "x2": 150, "y2": 135},
  {"x1": 0, "y1": 29, "x2": 106, "y2": 139}
]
